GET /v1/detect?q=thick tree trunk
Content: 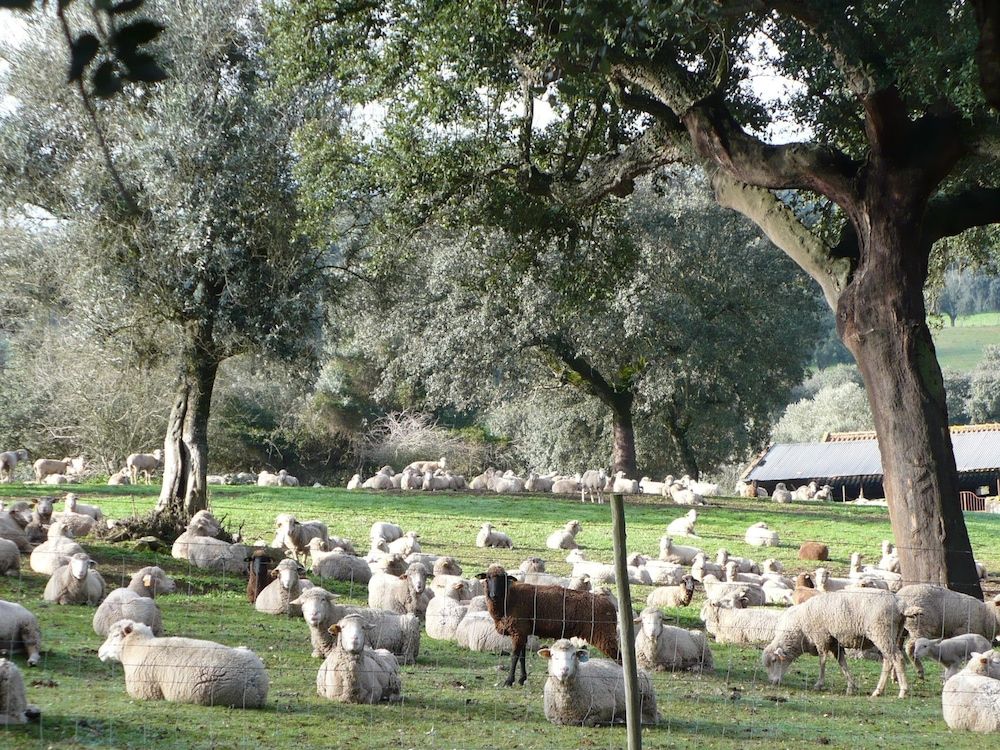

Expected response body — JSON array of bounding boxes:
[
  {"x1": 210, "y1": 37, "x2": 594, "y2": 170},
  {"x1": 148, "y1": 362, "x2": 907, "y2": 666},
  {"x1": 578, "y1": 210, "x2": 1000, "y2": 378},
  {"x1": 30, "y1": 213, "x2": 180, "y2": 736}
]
[
  {"x1": 611, "y1": 403, "x2": 637, "y2": 478},
  {"x1": 155, "y1": 345, "x2": 219, "y2": 520},
  {"x1": 838, "y1": 185, "x2": 981, "y2": 598}
]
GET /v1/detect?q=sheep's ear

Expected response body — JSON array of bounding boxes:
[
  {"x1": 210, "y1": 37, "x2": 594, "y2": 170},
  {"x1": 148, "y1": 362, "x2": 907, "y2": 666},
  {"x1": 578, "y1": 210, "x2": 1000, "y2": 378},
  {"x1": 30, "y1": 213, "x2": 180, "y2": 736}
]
[
  {"x1": 87, "y1": 559, "x2": 96, "y2": 569},
  {"x1": 474, "y1": 572, "x2": 488, "y2": 580},
  {"x1": 328, "y1": 624, "x2": 341, "y2": 636},
  {"x1": 143, "y1": 575, "x2": 153, "y2": 588},
  {"x1": 289, "y1": 595, "x2": 303, "y2": 606},
  {"x1": 505, "y1": 575, "x2": 517, "y2": 586},
  {"x1": 269, "y1": 569, "x2": 279, "y2": 579},
  {"x1": 576, "y1": 649, "x2": 590, "y2": 663},
  {"x1": 774, "y1": 647, "x2": 787, "y2": 661},
  {"x1": 537, "y1": 648, "x2": 552, "y2": 660},
  {"x1": 122, "y1": 622, "x2": 134, "y2": 635},
  {"x1": 632, "y1": 615, "x2": 642, "y2": 624}
]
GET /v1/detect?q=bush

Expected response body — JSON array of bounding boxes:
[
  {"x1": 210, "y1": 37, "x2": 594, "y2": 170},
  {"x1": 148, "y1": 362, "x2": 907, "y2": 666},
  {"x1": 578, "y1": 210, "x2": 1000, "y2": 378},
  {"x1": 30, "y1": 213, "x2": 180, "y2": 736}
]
[{"x1": 771, "y1": 382, "x2": 874, "y2": 443}]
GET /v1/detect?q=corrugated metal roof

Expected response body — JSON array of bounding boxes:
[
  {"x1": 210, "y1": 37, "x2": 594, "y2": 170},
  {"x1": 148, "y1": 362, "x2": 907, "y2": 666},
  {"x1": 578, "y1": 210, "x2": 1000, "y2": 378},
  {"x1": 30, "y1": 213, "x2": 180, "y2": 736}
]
[
  {"x1": 823, "y1": 423, "x2": 1000, "y2": 443},
  {"x1": 745, "y1": 427, "x2": 1000, "y2": 482}
]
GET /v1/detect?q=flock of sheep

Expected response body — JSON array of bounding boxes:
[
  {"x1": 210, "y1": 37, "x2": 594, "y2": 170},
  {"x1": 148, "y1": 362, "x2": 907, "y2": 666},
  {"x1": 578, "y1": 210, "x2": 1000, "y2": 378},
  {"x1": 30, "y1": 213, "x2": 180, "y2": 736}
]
[{"x1": 2, "y1": 456, "x2": 1000, "y2": 735}]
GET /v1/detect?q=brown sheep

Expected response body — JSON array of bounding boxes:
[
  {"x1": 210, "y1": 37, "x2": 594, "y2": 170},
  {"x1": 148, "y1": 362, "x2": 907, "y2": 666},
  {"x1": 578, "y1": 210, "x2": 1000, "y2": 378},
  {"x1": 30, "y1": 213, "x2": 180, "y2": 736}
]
[
  {"x1": 245, "y1": 550, "x2": 276, "y2": 604},
  {"x1": 792, "y1": 572, "x2": 821, "y2": 604},
  {"x1": 798, "y1": 541, "x2": 829, "y2": 561},
  {"x1": 476, "y1": 564, "x2": 619, "y2": 687}
]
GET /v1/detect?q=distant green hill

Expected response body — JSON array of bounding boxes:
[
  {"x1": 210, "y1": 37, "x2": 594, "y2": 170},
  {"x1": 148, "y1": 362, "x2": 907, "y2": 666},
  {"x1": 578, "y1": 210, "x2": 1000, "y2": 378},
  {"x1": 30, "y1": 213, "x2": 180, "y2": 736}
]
[{"x1": 931, "y1": 312, "x2": 1000, "y2": 371}]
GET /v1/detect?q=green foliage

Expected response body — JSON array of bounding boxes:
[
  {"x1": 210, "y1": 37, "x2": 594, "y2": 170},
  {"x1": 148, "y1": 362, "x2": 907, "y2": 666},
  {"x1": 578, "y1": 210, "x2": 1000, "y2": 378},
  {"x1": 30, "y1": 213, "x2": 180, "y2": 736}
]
[
  {"x1": 967, "y1": 345, "x2": 1000, "y2": 423},
  {"x1": 771, "y1": 381, "x2": 875, "y2": 443}
]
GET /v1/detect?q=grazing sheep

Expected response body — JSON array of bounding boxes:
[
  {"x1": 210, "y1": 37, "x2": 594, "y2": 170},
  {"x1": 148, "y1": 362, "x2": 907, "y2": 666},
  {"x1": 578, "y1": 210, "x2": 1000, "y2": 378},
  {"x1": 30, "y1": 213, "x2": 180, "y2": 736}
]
[
  {"x1": 0, "y1": 507, "x2": 30, "y2": 553},
  {"x1": 309, "y1": 541, "x2": 371, "y2": 584},
  {"x1": 477, "y1": 564, "x2": 619, "y2": 686},
  {"x1": 0, "y1": 449, "x2": 29, "y2": 483},
  {"x1": 316, "y1": 615, "x2": 402, "y2": 704},
  {"x1": 245, "y1": 550, "x2": 275, "y2": 604},
  {"x1": 761, "y1": 590, "x2": 920, "y2": 698},
  {"x1": 171, "y1": 511, "x2": 249, "y2": 574},
  {"x1": 369, "y1": 522, "x2": 403, "y2": 546},
  {"x1": 580, "y1": 469, "x2": 607, "y2": 504},
  {"x1": 798, "y1": 541, "x2": 829, "y2": 561},
  {"x1": 659, "y1": 536, "x2": 703, "y2": 566},
  {"x1": 255, "y1": 559, "x2": 314, "y2": 616},
  {"x1": 0, "y1": 538, "x2": 19, "y2": 577},
  {"x1": 546, "y1": 520, "x2": 582, "y2": 550},
  {"x1": 425, "y1": 581, "x2": 470, "y2": 641},
  {"x1": 290, "y1": 587, "x2": 421, "y2": 663},
  {"x1": 771, "y1": 483, "x2": 792, "y2": 503},
  {"x1": 476, "y1": 523, "x2": 513, "y2": 549},
  {"x1": 98, "y1": 619, "x2": 268, "y2": 708},
  {"x1": 0, "y1": 601, "x2": 42, "y2": 666},
  {"x1": 895, "y1": 584, "x2": 1000, "y2": 679},
  {"x1": 125, "y1": 450, "x2": 163, "y2": 484},
  {"x1": 538, "y1": 639, "x2": 659, "y2": 727},
  {"x1": 387, "y1": 530, "x2": 421, "y2": 556},
  {"x1": 634, "y1": 608, "x2": 713, "y2": 673},
  {"x1": 29, "y1": 520, "x2": 84, "y2": 575},
  {"x1": 368, "y1": 563, "x2": 432, "y2": 617},
  {"x1": 913, "y1": 634, "x2": 994, "y2": 680},
  {"x1": 43, "y1": 553, "x2": 105, "y2": 605},
  {"x1": 744, "y1": 522, "x2": 779, "y2": 547},
  {"x1": 92, "y1": 588, "x2": 163, "y2": 637},
  {"x1": 700, "y1": 601, "x2": 791, "y2": 647},
  {"x1": 273, "y1": 514, "x2": 330, "y2": 562},
  {"x1": 646, "y1": 576, "x2": 696, "y2": 609},
  {"x1": 0, "y1": 659, "x2": 39, "y2": 724},
  {"x1": 665, "y1": 509, "x2": 699, "y2": 538}
]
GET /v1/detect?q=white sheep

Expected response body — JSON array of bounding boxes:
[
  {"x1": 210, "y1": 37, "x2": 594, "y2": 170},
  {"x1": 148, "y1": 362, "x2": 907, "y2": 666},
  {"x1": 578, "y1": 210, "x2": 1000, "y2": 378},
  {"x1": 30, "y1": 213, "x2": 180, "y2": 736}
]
[
  {"x1": 367, "y1": 562, "x2": 432, "y2": 617},
  {"x1": 369, "y1": 521, "x2": 403, "y2": 546},
  {"x1": 290, "y1": 587, "x2": 421, "y2": 663},
  {"x1": 406, "y1": 456, "x2": 447, "y2": 474},
  {"x1": 761, "y1": 590, "x2": 919, "y2": 698},
  {"x1": 476, "y1": 522, "x2": 513, "y2": 549},
  {"x1": 272, "y1": 514, "x2": 329, "y2": 562},
  {"x1": 126, "y1": 566, "x2": 176, "y2": 598},
  {"x1": 813, "y1": 567, "x2": 851, "y2": 592},
  {"x1": 98, "y1": 619, "x2": 268, "y2": 708},
  {"x1": 92, "y1": 588, "x2": 163, "y2": 637},
  {"x1": 62, "y1": 494, "x2": 102, "y2": 521},
  {"x1": 29, "y1": 521, "x2": 84, "y2": 575},
  {"x1": 665, "y1": 509, "x2": 698, "y2": 538},
  {"x1": 107, "y1": 468, "x2": 131, "y2": 485},
  {"x1": 551, "y1": 476, "x2": 581, "y2": 494},
  {"x1": 0, "y1": 538, "x2": 19, "y2": 577},
  {"x1": 42, "y1": 473, "x2": 71, "y2": 485},
  {"x1": 566, "y1": 549, "x2": 647, "y2": 585},
  {"x1": 492, "y1": 471, "x2": 526, "y2": 494},
  {"x1": 669, "y1": 485, "x2": 704, "y2": 506},
  {"x1": 538, "y1": 638, "x2": 659, "y2": 727},
  {"x1": 425, "y1": 581, "x2": 470, "y2": 641},
  {"x1": 744, "y1": 521, "x2": 779, "y2": 547},
  {"x1": 0, "y1": 449, "x2": 29, "y2": 483},
  {"x1": 525, "y1": 472, "x2": 554, "y2": 492},
  {"x1": 716, "y1": 548, "x2": 760, "y2": 575},
  {"x1": 546, "y1": 520, "x2": 582, "y2": 550},
  {"x1": 387, "y1": 530, "x2": 421, "y2": 556},
  {"x1": 309, "y1": 541, "x2": 371, "y2": 584},
  {"x1": 317, "y1": 614, "x2": 402, "y2": 704},
  {"x1": 0, "y1": 601, "x2": 42, "y2": 666},
  {"x1": 399, "y1": 468, "x2": 423, "y2": 490},
  {"x1": 638, "y1": 559, "x2": 686, "y2": 586},
  {"x1": 434, "y1": 556, "x2": 463, "y2": 576},
  {"x1": 645, "y1": 576, "x2": 696, "y2": 609},
  {"x1": 610, "y1": 471, "x2": 639, "y2": 494},
  {"x1": 658, "y1": 536, "x2": 703, "y2": 565},
  {"x1": 634, "y1": 608, "x2": 713, "y2": 673},
  {"x1": 700, "y1": 574, "x2": 765, "y2": 607},
  {"x1": 32, "y1": 458, "x2": 72, "y2": 483},
  {"x1": 43, "y1": 553, "x2": 105, "y2": 605},
  {"x1": 362, "y1": 470, "x2": 394, "y2": 490},
  {"x1": 0, "y1": 507, "x2": 31, "y2": 552},
  {"x1": 405, "y1": 551, "x2": 442, "y2": 576},
  {"x1": 639, "y1": 476, "x2": 666, "y2": 495},
  {"x1": 690, "y1": 552, "x2": 724, "y2": 582},
  {"x1": 345, "y1": 473, "x2": 362, "y2": 490},
  {"x1": 125, "y1": 450, "x2": 163, "y2": 484},
  {"x1": 700, "y1": 601, "x2": 787, "y2": 646},
  {"x1": 771, "y1": 482, "x2": 792, "y2": 503},
  {"x1": 579, "y1": 468, "x2": 607, "y2": 504},
  {"x1": 171, "y1": 510, "x2": 249, "y2": 573},
  {"x1": 0, "y1": 659, "x2": 39, "y2": 724},
  {"x1": 942, "y1": 655, "x2": 1000, "y2": 732},
  {"x1": 913, "y1": 634, "x2": 994, "y2": 680},
  {"x1": 254, "y1": 559, "x2": 314, "y2": 616},
  {"x1": 50, "y1": 509, "x2": 96, "y2": 538}
]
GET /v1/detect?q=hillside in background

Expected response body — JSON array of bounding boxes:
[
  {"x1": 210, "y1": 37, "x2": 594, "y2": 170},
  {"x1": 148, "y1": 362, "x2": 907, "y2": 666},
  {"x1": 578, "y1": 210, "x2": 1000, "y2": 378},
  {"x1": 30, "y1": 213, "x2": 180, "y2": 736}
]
[{"x1": 931, "y1": 313, "x2": 1000, "y2": 371}]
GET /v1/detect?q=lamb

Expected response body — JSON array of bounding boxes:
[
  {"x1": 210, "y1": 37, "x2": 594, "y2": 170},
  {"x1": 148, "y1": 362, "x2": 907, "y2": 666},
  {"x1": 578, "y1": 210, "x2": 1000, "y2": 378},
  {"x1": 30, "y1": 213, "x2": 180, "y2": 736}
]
[
  {"x1": 659, "y1": 536, "x2": 703, "y2": 565},
  {"x1": 476, "y1": 522, "x2": 513, "y2": 549},
  {"x1": 125, "y1": 449, "x2": 163, "y2": 484},
  {"x1": 771, "y1": 482, "x2": 792, "y2": 503},
  {"x1": 700, "y1": 602, "x2": 791, "y2": 648},
  {"x1": 43, "y1": 553, "x2": 105, "y2": 605},
  {"x1": 0, "y1": 601, "x2": 42, "y2": 666},
  {"x1": 894, "y1": 584, "x2": 1000, "y2": 679},
  {"x1": 0, "y1": 538, "x2": 19, "y2": 577},
  {"x1": 368, "y1": 562, "x2": 432, "y2": 617},
  {"x1": 579, "y1": 468, "x2": 607, "y2": 504},
  {"x1": 254, "y1": 559, "x2": 314, "y2": 616},
  {"x1": 610, "y1": 471, "x2": 639, "y2": 494},
  {"x1": 744, "y1": 521, "x2": 779, "y2": 547},
  {"x1": 63, "y1": 493, "x2": 102, "y2": 521},
  {"x1": 273, "y1": 514, "x2": 330, "y2": 561},
  {"x1": 309, "y1": 541, "x2": 371, "y2": 584},
  {"x1": 665, "y1": 509, "x2": 698, "y2": 538},
  {"x1": 538, "y1": 639, "x2": 659, "y2": 726},
  {"x1": 126, "y1": 566, "x2": 176, "y2": 598},
  {"x1": 913, "y1": 634, "x2": 994, "y2": 680},
  {"x1": 290, "y1": 587, "x2": 421, "y2": 663},
  {"x1": 0, "y1": 659, "x2": 39, "y2": 724},
  {"x1": 171, "y1": 510, "x2": 249, "y2": 573},
  {"x1": 798, "y1": 541, "x2": 829, "y2": 561},
  {"x1": 245, "y1": 550, "x2": 276, "y2": 603},
  {"x1": 92, "y1": 588, "x2": 163, "y2": 637},
  {"x1": 369, "y1": 521, "x2": 403, "y2": 545},
  {"x1": 476, "y1": 564, "x2": 619, "y2": 686},
  {"x1": 29, "y1": 521, "x2": 85, "y2": 575},
  {"x1": 761, "y1": 590, "x2": 920, "y2": 698},
  {"x1": 387, "y1": 530, "x2": 421, "y2": 556},
  {"x1": 634, "y1": 607, "x2": 713, "y2": 673},
  {"x1": 546, "y1": 520, "x2": 582, "y2": 550},
  {"x1": 32, "y1": 458, "x2": 72, "y2": 483},
  {"x1": 316, "y1": 614, "x2": 402, "y2": 704},
  {"x1": 98, "y1": 619, "x2": 268, "y2": 708},
  {"x1": 646, "y1": 575, "x2": 696, "y2": 609},
  {"x1": 425, "y1": 581, "x2": 470, "y2": 641},
  {"x1": 0, "y1": 449, "x2": 28, "y2": 483}
]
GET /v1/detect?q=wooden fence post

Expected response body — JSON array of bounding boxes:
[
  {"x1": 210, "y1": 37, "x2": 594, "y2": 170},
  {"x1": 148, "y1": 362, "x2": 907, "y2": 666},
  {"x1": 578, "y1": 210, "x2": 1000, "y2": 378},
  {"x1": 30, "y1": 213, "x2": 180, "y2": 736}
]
[{"x1": 611, "y1": 492, "x2": 642, "y2": 750}]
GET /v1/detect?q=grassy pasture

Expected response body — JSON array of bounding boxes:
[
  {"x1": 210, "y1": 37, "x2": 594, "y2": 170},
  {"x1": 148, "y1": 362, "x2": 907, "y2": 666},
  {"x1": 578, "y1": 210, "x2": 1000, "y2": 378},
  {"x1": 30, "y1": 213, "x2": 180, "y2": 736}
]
[
  {"x1": 931, "y1": 315, "x2": 1000, "y2": 371},
  {"x1": 1, "y1": 484, "x2": 999, "y2": 749}
]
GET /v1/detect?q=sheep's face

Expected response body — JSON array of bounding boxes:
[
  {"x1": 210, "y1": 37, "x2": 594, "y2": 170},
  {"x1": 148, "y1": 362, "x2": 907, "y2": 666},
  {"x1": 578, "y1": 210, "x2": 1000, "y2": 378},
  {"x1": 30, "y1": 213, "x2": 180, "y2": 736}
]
[
  {"x1": 539, "y1": 641, "x2": 588, "y2": 682},
  {"x1": 331, "y1": 616, "x2": 370, "y2": 654},
  {"x1": 637, "y1": 611, "x2": 663, "y2": 641},
  {"x1": 98, "y1": 620, "x2": 150, "y2": 662},
  {"x1": 65, "y1": 495, "x2": 78, "y2": 512},
  {"x1": 297, "y1": 592, "x2": 335, "y2": 627},
  {"x1": 762, "y1": 646, "x2": 791, "y2": 685},
  {"x1": 404, "y1": 565, "x2": 427, "y2": 594},
  {"x1": 34, "y1": 497, "x2": 53, "y2": 519},
  {"x1": 912, "y1": 638, "x2": 935, "y2": 660},
  {"x1": 69, "y1": 555, "x2": 93, "y2": 580},
  {"x1": 477, "y1": 567, "x2": 514, "y2": 605},
  {"x1": 274, "y1": 560, "x2": 304, "y2": 590},
  {"x1": 143, "y1": 567, "x2": 177, "y2": 595}
]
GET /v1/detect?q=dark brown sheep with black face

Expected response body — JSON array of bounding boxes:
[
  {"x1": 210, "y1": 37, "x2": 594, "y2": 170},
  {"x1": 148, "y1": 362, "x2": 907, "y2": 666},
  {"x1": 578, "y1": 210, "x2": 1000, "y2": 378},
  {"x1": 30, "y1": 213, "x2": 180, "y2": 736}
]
[
  {"x1": 476, "y1": 564, "x2": 619, "y2": 686},
  {"x1": 245, "y1": 550, "x2": 275, "y2": 604}
]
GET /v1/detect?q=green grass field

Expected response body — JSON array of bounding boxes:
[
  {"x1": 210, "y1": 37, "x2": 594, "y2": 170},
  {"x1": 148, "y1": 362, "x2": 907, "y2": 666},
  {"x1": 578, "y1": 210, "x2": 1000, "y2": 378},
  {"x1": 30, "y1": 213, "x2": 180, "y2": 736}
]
[
  {"x1": 931, "y1": 313, "x2": 1000, "y2": 371},
  {"x1": 2, "y1": 484, "x2": 999, "y2": 749}
]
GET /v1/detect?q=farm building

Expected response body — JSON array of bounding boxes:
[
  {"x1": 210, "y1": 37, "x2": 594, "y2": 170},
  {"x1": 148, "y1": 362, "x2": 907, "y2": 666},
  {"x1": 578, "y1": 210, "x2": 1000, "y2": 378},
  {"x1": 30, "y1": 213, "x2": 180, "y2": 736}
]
[{"x1": 742, "y1": 424, "x2": 1000, "y2": 506}]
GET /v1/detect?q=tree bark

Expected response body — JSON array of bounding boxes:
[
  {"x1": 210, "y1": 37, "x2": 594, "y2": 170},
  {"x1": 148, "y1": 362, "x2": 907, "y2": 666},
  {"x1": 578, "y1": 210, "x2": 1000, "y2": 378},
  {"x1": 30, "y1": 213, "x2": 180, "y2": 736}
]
[
  {"x1": 155, "y1": 340, "x2": 219, "y2": 520},
  {"x1": 610, "y1": 401, "x2": 638, "y2": 479},
  {"x1": 838, "y1": 174, "x2": 982, "y2": 599}
]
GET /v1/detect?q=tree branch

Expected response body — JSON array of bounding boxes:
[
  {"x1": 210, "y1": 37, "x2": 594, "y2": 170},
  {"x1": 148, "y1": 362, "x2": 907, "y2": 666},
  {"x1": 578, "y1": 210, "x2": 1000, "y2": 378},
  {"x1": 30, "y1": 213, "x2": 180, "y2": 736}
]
[
  {"x1": 924, "y1": 187, "x2": 1000, "y2": 243},
  {"x1": 536, "y1": 335, "x2": 631, "y2": 412},
  {"x1": 972, "y1": 0, "x2": 1000, "y2": 111}
]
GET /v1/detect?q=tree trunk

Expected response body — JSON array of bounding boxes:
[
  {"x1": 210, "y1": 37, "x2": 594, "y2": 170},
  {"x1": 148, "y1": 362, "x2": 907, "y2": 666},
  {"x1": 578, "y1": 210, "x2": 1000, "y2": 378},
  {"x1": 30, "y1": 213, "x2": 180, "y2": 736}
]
[
  {"x1": 155, "y1": 343, "x2": 220, "y2": 520},
  {"x1": 611, "y1": 402, "x2": 637, "y2": 478},
  {"x1": 838, "y1": 181, "x2": 982, "y2": 598}
]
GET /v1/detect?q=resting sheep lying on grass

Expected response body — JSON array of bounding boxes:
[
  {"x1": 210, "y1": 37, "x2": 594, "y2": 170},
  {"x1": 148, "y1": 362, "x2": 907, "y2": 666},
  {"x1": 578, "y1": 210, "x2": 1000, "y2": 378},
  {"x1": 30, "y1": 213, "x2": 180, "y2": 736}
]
[
  {"x1": 309, "y1": 541, "x2": 371, "y2": 584},
  {"x1": 29, "y1": 520, "x2": 84, "y2": 575},
  {"x1": 634, "y1": 608, "x2": 713, "y2": 673},
  {"x1": 316, "y1": 614, "x2": 402, "y2": 704},
  {"x1": 368, "y1": 562, "x2": 432, "y2": 618},
  {"x1": 425, "y1": 581, "x2": 470, "y2": 641},
  {"x1": 942, "y1": 652, "x2": 1000, "y2": 732},
  {"x1": 0, "y1": 659, "x2": 39, "y2": 724},
  {"x1": 646, "y1": 575, "x2": 696, "y2": 609},
  {"x1": 0, "y1": 538, "x2": 19, "y2": 577},
  {"x1": 43, "y1": 553, "x2": 105, "y2": 605},
  {"x1": 476, "y1": 523, "x2": 513, "y2": 549},
  {"x1": 665, "y1": 509, "x2": 698, "y2": 538},
  {"x1": 700, "y1": 601, "x2": 786, "y2": 647},
  {"x1": 0, "y1": 601, "x2": 42, "y2": 666},
  {"x1": 538, "y1": 639, "x2": 659, "y2": 727},
  {"x1": 171, "y1": 511, "x2": 249, "y2": 574},
  {"x1": 98, "y1": 619, "x2": 268, "y2": 708},
  {"x1": 92, "y1": 588, "x2": 164, "y2": 637},
  {"x1": 546, "y1": 521, "x2": 581, "y2": 550},
  {"x1": 254, "y1": 559, "x2": 314, "y2": 616}
]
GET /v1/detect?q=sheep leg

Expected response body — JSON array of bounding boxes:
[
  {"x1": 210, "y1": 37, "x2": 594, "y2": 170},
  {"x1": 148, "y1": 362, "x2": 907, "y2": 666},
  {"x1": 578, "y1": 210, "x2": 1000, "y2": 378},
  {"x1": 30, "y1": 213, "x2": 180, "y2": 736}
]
[
  {"x1": 504, "y1": 635, "x2": 524, "y2": 686},
  {"x1": 905, "y1": 639, "x2": 925, "y2": 680},
  {"x1": 892, "y1": 652, "x2": 909, "y2": 699},
  {"x1": 833, "y1": 648, "x2": 857, "y2": 695}
]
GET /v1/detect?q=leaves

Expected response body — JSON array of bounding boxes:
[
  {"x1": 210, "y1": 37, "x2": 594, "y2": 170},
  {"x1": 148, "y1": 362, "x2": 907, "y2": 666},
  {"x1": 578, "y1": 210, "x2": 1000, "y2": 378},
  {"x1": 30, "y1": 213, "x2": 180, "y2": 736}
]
[
  {"x1": 111, "y1": 18, "x2": 166, "y2": 51},
  {"x1": 68, "y1": 33, "x2": 100, "y2": 82},
  {"x1": 91, "y1": 59, "x2": 122, "y2": 98}
]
